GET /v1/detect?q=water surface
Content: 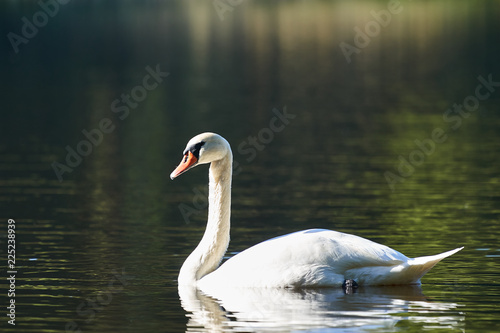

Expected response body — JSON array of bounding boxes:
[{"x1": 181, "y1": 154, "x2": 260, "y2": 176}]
[{"x1": 1, "y1": 1, "x2": 499, "y2": 332}]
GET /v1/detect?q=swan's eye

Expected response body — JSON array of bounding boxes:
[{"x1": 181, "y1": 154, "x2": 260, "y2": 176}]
[{"x1": 190, "y1": 141, "x2": 206, "y2": 159}]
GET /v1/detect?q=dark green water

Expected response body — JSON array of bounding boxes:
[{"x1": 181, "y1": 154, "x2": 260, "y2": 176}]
[{"x1": 1, "y1": 1, "x2": 499, "y2": 332}]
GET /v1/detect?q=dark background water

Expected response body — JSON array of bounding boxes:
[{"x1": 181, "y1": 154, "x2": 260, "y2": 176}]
[{"x1": 1, "y1": 1, "x2": 499, "y2": 332}]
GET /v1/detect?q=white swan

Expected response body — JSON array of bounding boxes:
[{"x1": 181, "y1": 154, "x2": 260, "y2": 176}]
[{"x1": 171, "y1": 132, "x2": 462, "y2": 290}]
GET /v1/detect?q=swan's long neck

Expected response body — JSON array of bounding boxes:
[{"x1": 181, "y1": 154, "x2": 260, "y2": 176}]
[{"x1": 179, "y1": 151, "x2": 232, "y2": 285}]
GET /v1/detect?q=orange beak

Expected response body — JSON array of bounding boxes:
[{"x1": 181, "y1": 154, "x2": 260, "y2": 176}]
[{"x1": 170, "y1": 151, "x2": 198, "y2": 180}]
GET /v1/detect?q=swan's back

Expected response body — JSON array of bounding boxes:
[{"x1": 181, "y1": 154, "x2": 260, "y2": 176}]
[{"x1": 199, "y1": 229, "x2": 411, "y2": 289}]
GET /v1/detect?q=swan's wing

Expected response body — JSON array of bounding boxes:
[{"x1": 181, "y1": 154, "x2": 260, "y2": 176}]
[
  {"x1": 199, "y1": 229, "x2": 408, "y2": 289},
  {"x1": 254, "y1": 229, "x2": 407, "y2": 267}
]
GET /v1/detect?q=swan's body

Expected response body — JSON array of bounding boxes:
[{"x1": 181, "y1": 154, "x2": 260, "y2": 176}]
[
  {"x1": 171, "y1": 133, "x2": 462, "y2": 290},
  {"x1": 198, "y1": 229, "x2": 461, "y2": 289}
]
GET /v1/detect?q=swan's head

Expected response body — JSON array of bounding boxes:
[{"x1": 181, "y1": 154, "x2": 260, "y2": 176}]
[{"x1": 170, "y1": 132, "x2": 231, "y2": 180}]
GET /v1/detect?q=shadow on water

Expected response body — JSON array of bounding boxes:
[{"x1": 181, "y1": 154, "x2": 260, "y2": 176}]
[{"x1": 179, "y1": 284, "x2": 464, "y2": 332}]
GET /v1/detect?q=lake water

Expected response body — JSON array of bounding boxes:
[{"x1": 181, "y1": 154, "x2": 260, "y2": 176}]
[{"x1": 1, "y1": 1, "x2": 500, "y2": 332}]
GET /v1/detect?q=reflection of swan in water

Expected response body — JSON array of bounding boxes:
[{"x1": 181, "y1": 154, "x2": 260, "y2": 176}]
[
  {"x1": 171, "y1": 133, "x2": 463, "y2": 291},
  {"x1": 178, "y1": 284, "x2": 464, "y2": 332}
]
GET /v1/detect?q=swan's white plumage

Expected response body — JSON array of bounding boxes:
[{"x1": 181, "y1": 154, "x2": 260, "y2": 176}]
[
  {"x1": 199, "y1": 229, "x2": 462, "y2": 290},
  {"x1": 198, "y1": 228, "x2": 401, "y2": 289},
  {"x1": 172, "y1": 133, "x2": 463, "y2": 291}
]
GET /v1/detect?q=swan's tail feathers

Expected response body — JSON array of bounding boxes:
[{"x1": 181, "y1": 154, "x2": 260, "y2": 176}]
[{"x1": 407, "y1": 247, "x2": 464, "y2": 282}]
